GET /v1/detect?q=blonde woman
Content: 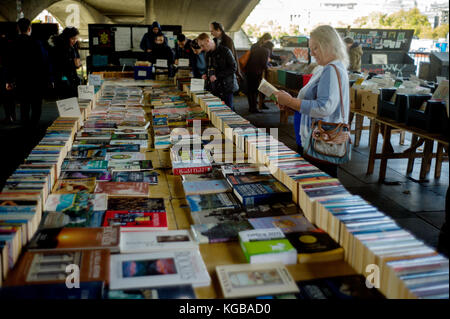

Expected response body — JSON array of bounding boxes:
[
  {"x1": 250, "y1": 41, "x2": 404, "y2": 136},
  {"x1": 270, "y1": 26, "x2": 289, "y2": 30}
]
[{"x1": 274, "y1": 25, "x2": 350, "y2": 178}]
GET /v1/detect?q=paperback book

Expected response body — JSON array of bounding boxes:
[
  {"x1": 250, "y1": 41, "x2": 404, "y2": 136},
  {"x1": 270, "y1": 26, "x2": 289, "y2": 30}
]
[{"x1": 103, "y1": 211, "x2": 168, "y2": 232}]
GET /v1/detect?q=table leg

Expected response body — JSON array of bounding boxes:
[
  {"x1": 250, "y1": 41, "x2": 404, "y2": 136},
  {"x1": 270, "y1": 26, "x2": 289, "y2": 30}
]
[
  {"x1": 367, "y1": 120, "x2": 379, "y2": 175},
  {"x1": 407, "y1": 134, "x2": 419, "y2": 174},
  {"x1": 354, "y1": 114, "x2": 363, "y2": 147},
  {"x1": 434, "y1": 143, "x2": 444, "y2": 179},
  {"x1": 420, "y1": 139, "x2": 434, "y2": 180},
  {"x1": 379, "y1": 125, "x2": 393, "y2": 183},
  {"x1": 399, "y1": 131, "x2": 406, "y2": 145}
]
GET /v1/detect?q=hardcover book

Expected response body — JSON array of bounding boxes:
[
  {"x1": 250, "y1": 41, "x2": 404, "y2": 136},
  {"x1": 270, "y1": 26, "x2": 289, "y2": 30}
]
[
  {"x1": 109, "y1": 250, "x2": 210, "y2": 289},
  {"x1": 216, "y1": 262, "x2": 299, "y2": 298}
]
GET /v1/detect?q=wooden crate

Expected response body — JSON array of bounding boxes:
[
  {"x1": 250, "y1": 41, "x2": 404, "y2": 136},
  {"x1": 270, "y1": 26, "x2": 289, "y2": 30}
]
[
  {"x1": 350, "y1": 87, "x2": 357, "y2": 110},
  {"x1": 266, "y1": 68, "x2": 279, "y2": 86},
  {"x1": 360, "y1": 90, "x2": 380, "y2": 115}
]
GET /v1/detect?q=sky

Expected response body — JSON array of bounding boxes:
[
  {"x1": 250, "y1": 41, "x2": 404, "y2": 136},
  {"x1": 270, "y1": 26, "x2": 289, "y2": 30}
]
[{"x1": 244, "y1": 0, "x2": 449, "y2": 32}]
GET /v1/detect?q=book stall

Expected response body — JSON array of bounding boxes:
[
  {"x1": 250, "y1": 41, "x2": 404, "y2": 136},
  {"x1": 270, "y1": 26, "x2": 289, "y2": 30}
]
[{"x1": 0, "y1": 70, "x2": 448, "y2": 300}]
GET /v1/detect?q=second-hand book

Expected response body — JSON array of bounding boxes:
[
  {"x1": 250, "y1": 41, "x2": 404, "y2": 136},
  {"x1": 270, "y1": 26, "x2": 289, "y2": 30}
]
[
  {"x1": 186, "y1": 193, "x2": 241, "y2": 213},
  {"x1": 109, "y1": 250, "x2": 211, "y2": 289},
  {"x1": 239, "y1": 228, "x2": 297, "y2": 265},
  {"x1": 285, "y1": 230, "x2": 344, "y2": 263},
  {"x1": 295, "y1": 274, "x2": 385, "y2": 299},
  {"x1": 105, "y1": 285, "x2": 196, "y2": 299},
  {"x1": 53, "y1": 177, "x2": 96, "y2": 194},
  {"x1": 111, "y1": 171, "x2": 158, "y2": 184},
  {"x1": 94, "y1": 182, "x2": 149, "y2": 196},
  {"x1": 0, "y1": 282, "x2": 104, "y2": 299},
  {"x1": 248, "y1": 214, "x2": 316, "y2": 234},
  {"x1": 107, "y1": 197, "x2": 165, "y2": 212},
  {"x1": 216, "y1": 262, "x2": 299, "y2": 298},
  {"x1": 103, "y1": 211, "x2": 168, "y2": 232},
  {"x1": 232, "y1": 180, "x2": 292, "y2": 207},
  {"x1": 119, "y1": 230, "x2": 197, "y2": 253},
  {"x1": 27, "y1": 227, "x2": 120, "y2": 252},
  {"x1": 190, "y1": 221, "x2": 252, "y2": 244},
  {"x1": 5, "y1": 249, "x2": 110, "y2": 286}
]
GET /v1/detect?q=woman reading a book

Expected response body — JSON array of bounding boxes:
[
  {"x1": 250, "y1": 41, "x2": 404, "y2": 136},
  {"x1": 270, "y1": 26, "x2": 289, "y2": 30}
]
[{"x1": 273, "y1": 25, "x2": 349, "y2": 178}]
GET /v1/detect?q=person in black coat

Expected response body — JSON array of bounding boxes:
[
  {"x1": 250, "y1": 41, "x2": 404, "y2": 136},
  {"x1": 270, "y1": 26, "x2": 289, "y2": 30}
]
[
  {"x1": 6, "y1": 18, "x2": 51, "y2": 126},
  {"x1": 49, "y1": 27, "x2": 81, "y2": 99},
  {"x1": 190, "y1": 39, "x2": 207, "y2": 79},
  {"x1": 245, "y1": 41, "x2": 274, "y2": 113},
  {"x1": 140, "y1": 21, "x2": 167, "y2": 52},
  {"x1": 174, "y1": 34, "x2": 195, "y2": 68},
  {"x1": 150, "y1": 32, "x2": 175, "y2": 77},
  {"x1": 197, "y1": 33, "x2": 238, "y2": 110},
  {"x1": 0, "y1": 31, "x2": 16, "y2": 123}
]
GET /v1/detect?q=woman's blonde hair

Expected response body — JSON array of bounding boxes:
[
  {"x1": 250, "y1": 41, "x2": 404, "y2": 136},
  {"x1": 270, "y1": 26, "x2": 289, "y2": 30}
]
[{"x1": 310, "y1": 25, "x2": 349, "y2": 68}]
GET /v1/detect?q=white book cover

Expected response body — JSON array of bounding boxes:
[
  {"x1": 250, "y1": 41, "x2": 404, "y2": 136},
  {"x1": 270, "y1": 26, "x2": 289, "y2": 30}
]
[
  {"x1": 109, "y1": 249, "x2": 211, "y2": 289},
  {"x1": 120, "y1": 230, "x2": 198, "y2": 253},
  {"x1": 216, "y1": 262, "x2": 299, "y2": 298},
  {"x1": 44, "y1": 193, "x2": 107, "y2": 212},
  {"x1": 258, "y1": 78, "x2": 279, "y2": 102}
]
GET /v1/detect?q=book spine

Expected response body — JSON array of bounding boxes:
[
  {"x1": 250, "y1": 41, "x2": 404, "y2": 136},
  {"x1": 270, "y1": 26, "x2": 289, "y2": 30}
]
[{"x1": 172, "y1": 166, "x2": 212, "y2": 175}]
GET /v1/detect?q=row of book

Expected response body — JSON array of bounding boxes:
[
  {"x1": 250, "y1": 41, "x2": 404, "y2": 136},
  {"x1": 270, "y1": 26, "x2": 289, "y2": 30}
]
[
  {"x1": 0, "y1": 117, "x2": 82, "y2": 284},
  {"x1": 184, "y1": 84, "x2": 449, "y2": 299}
]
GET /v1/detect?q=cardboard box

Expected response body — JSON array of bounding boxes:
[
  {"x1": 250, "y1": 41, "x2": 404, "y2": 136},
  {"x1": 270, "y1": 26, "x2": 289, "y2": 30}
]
[{"x1": 361, "y1": 90, "x2": 380, "y2": 115}]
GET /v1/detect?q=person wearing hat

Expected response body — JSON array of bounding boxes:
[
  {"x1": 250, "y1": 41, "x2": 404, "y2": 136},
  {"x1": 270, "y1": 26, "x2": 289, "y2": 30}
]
[{"x1": 140, "y1": 21, "x2": 167, "y2": 52}]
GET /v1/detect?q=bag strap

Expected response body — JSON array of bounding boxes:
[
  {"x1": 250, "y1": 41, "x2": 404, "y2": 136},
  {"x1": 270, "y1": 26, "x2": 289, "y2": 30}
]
[{"x1": 329, "y1": 64, "x2": 346, "y2": 124}]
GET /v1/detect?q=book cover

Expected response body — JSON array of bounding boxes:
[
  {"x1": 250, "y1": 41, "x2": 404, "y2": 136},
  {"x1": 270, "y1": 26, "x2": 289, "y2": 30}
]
[
  {"x1": 107, "y1": 198, "x2": 165, "y2": 212},
  {"x1": 248, "y1": 214, "x2": 316, "y2": 234},
  {"x1": 94, "y1": 182, "x2": 149, "y2": 196},
  {"x1": 59, "y1": 171, "x2": 112, "y2": 181},
  {"x1": 186, "y1": 193, "x2": 241, "y2": 213},
  {"x1": 27, "y1": 227, "x2": 120, "y2": 252},
  {"x1": 109, "y1": 250, "x2": 210, "y2": 289},
  {"x1": 216, "y1": 262, "x2": 299, "y2": 298},
  {"x1": 191, "y1": 209, "x2": 248, "y2": 225},
  {"x1": 108, "y1": 160, "x2": 153, "y2": 172},
  {"x1": 61, "y1": 160, "x2": 108, "y2": 172},
  {"x1": 245, "y1": 202, "x2": 302, "y2": 218},
  {"x1": 53, "y1": 178, "x2": 96, "y2": 194},
  {"x1": 190, "y1": 221, "x2": 252, "y2": 243},
  {"x1": 5, "y1": 249, "x2": 110, "y2": 286},
  {"x1": 40, "y1": 211, "x2": 105, "y2": 229},
  {"x1": 0, "y1": 282, "x2": 104, "y2": 299},
  {"x1": 285, "y1": 230, "x2": 344, "y2": 263},
  {"x1": 103, "y1": 211, "x2": 167, "y2": 231},
  {"x1": 233, "y1": 181, "x2": 292, "y2": 207},
  {"x1": 111, "y1": 171, "x2": 158, "y2": 184},
  {"x1": 295, "y1": 275, "x2": 385, "y2": 299},
  {"x1": 44, "y1": 193, "x2": 107, "y2": 212},
  {"x1": 111, "y1": 133, "x2": 148, "y2": 141},
  {"x1": 239, "y1": 228, "x2": 297, "y2": 265},
  {"x1": 105, "y1": 285, "x2": 196, "y2": 299},
  {"x1": 182, "y1": 179, "x2": 231, "y2": 195},
  {"x1": 105, "y1": 152, "x2": 146, "y2": 163},
  {"x1": 226, "y1": 173, "x2": 276, "y2": 186},
  {"x1": 119, "y1": 230, "x2": 197, "y2": 253}
]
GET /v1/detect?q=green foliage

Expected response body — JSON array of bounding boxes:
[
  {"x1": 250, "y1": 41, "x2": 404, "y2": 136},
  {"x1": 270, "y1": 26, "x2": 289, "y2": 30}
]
[{"x1": 352, "y1": 8, "x2": 448, "y2": 39}]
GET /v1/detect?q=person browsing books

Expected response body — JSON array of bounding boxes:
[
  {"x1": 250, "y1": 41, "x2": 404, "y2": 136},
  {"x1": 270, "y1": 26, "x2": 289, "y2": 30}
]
[
  {"x1": 197, "y1": 33, "x2": 238, "y2": 110},
  {"x1": 273, "y1": 25, "x2": 350, "y2": 178},
  {"x1": 343, "y1": 37, "x2": 363, "y2": 73},
  {"x1": 191, "y1": 38, "x2": 207, "y2": 79},
  {"x1": 149, "y1": 32, "x2": 175, "y2": 77},
  {"x1": 210, "y1": 22, "x2": 242, "y2": 81},
  {"x1": 140, "y1": 21, "x2": 167, "y2": 52},
  {"x1": 245, "y1": 41, "x2": 274, "y2": 113}
]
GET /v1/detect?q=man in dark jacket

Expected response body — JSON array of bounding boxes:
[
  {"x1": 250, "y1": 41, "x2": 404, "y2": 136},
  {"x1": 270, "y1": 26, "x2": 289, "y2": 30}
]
[
  {"x1": 0, "y1": 32, "x2": 16, "y2": 123},
  {"x1": 198, "y1": 33, "x2": 238, "y2": 110},
  {"x1": 140, "y1": 21, "x2": 167, "y2": 52},
  {"x1": 6, "y1": 18, "x2": 50, "y2": 126},
  {"x1": 174, "y1": 34, "x2": 195, "y2": 67},
  {"x1": 246, "y1": 41, "x2": 274, "y2": 113},
  {"x1": 210, "y1": 22, "x2": 242, "y2": 81},
  {"x1": 150, "y1": 32, "x2": 175, "y2": 77}
]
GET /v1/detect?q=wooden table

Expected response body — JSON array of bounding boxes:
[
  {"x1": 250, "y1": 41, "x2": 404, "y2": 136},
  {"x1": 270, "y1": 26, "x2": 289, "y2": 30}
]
[{"x1": 352, "y1": 110, "x2": 448, "y2": 182}]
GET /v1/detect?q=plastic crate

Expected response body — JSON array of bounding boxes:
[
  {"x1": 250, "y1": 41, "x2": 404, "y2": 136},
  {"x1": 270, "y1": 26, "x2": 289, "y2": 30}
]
[
  {"x1": 133, "y1": 66, "x2": 153, "y2": 80},
  {"x1": 277, "y1": 70, "x2": 287, "y2": 86},
  {"x1": 378, "y1": 89, "x2": 409, "y2": 123},
  {"x1": 406, "y1": 96, "x2": 448, "y2": 134}
]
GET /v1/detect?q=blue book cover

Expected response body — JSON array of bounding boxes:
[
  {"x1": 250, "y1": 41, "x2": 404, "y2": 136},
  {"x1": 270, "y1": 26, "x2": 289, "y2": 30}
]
[{"x1": 233, "y1": 181, "x2": 291, "y2": 207}]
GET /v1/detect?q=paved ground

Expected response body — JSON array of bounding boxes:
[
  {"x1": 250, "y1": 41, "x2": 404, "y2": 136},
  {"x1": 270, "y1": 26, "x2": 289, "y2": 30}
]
[{"x1": 0, "y1": 94, "x2": 448, "y2": 256}]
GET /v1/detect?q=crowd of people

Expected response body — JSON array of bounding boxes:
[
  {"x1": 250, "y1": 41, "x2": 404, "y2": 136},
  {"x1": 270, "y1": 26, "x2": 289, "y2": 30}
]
[{"x1": 0, "y1": 18, "x2": 82, "y2": 127}]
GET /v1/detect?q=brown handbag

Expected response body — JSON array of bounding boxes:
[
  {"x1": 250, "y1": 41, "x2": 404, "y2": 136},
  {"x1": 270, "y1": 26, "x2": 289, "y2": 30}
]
[{"x1": 303, "y1": 64, "x2": 352, "y2": 163}]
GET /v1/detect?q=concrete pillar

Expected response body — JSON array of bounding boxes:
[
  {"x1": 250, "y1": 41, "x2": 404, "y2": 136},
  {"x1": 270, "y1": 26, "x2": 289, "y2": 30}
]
[{"x1": 144, "y1": 0, "x2": 155, "y2": 24}]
